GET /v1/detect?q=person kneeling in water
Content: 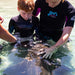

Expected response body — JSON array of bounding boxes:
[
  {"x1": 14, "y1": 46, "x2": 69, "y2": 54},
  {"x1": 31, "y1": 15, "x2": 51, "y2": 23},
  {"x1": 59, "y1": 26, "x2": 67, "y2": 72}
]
[{"x1": 8, "y1": 0, "x2": 39, "y2": 46}]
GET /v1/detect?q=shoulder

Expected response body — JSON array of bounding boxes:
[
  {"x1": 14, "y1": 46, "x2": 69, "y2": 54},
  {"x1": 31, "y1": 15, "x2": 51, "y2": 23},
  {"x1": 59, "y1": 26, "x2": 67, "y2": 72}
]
[
  {"x1": 62, "y1": 0, "x2": 75, "y2": 14},
  {"x1": 62, "y1": 0, "x2": 74, "y2": 8},
  {"x1": 32, "y1": 16, "x2": 39, "y2": 26},
  {"x1": 10, "y1": 15, "x2": 20, "y2": 22},
  {"x1": 32, "y1": 16, "x2": 39, "y2": 22}
]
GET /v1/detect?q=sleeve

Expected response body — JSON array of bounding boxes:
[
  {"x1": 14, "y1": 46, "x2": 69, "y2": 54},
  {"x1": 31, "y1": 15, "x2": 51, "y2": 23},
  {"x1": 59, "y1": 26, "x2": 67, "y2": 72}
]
[
  {"x1": 65, "y1": 1, "x2": 75, "y2": 27},
  {"x1": 32, "y1": 16, "x2": 39, "y2": 28},
  {"x1": 33, "y1": 0, "x2": 41, "y2": 16},
  {"x1": 32, "y1": 16, "x2": 40, "y2": 35},
  {"x1": 8, "y1": 18, "x2": 15, "y2": 34}
]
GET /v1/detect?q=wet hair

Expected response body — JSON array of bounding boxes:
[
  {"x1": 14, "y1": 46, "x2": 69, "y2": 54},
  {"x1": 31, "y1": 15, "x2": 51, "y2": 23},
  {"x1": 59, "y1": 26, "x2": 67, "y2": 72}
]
[{"x1": 18, "y1": 0, "x2": 35, "y2": 12}]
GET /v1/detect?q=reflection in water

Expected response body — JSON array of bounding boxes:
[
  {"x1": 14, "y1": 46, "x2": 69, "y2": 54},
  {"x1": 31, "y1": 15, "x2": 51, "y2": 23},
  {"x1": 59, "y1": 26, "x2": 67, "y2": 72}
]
[
  {"x1": 0, "y1": 0, "x2": 75, "y2": 75},
  {"x1": 0, "y1": 40, "x2": 75, "y2": 75}
]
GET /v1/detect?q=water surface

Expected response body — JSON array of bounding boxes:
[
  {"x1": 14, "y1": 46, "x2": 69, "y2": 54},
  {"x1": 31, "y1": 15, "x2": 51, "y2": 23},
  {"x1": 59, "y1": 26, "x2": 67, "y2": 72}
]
[{"x1": 0, "y1": 0, "x2": 75, "y2": 75}]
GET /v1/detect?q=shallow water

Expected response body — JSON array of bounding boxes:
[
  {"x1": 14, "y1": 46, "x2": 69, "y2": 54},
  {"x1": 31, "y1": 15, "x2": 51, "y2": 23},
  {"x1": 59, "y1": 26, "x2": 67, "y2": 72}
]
[
  {"x1": 0, "y1": 0, "x2": 75, "y2": 75},
  {"x1": 0, "y1": 41, "x2": 74, "y2": 75}
]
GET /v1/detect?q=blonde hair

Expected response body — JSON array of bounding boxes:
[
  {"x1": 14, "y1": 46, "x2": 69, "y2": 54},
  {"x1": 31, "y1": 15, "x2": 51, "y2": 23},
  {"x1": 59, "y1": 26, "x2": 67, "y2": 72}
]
[
  {"x1": 18, "y1": 0, "x2": 35, "y2": 12},
  {"x1": 62, "y1": 0, "x2": 65, "y2": 3}
]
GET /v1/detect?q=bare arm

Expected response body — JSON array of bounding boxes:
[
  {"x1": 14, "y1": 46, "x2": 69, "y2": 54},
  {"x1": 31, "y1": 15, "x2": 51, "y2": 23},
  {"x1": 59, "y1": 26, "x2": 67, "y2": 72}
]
[
  {"x1": 43, "y1": 26, "x2": 73, "y2": 58},
  {"x1": 54, "y1": 26, "x2": 73, "y2": 48},
  {"x1": 0, "y1": 24, "x2": 17, "y2": 43}
]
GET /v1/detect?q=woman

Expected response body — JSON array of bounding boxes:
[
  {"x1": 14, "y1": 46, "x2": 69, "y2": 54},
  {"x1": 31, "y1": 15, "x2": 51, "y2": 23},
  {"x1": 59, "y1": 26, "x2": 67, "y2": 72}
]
[{"x1": 33, "y1": 0, "x2": 75, "y2": 58}]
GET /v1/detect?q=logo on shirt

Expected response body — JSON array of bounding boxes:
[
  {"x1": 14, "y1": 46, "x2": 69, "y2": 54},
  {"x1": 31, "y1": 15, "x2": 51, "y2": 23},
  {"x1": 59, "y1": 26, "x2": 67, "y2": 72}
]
[{"x1": 47, "y1": 11, "x2": 58, "y2": 18}]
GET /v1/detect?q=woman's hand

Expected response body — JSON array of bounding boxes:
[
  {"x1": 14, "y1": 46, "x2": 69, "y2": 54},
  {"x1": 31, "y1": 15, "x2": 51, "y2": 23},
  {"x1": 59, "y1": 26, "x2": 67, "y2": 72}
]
[{"x1": 43, "y1": 46, "x2": 57, "y2": 59}]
